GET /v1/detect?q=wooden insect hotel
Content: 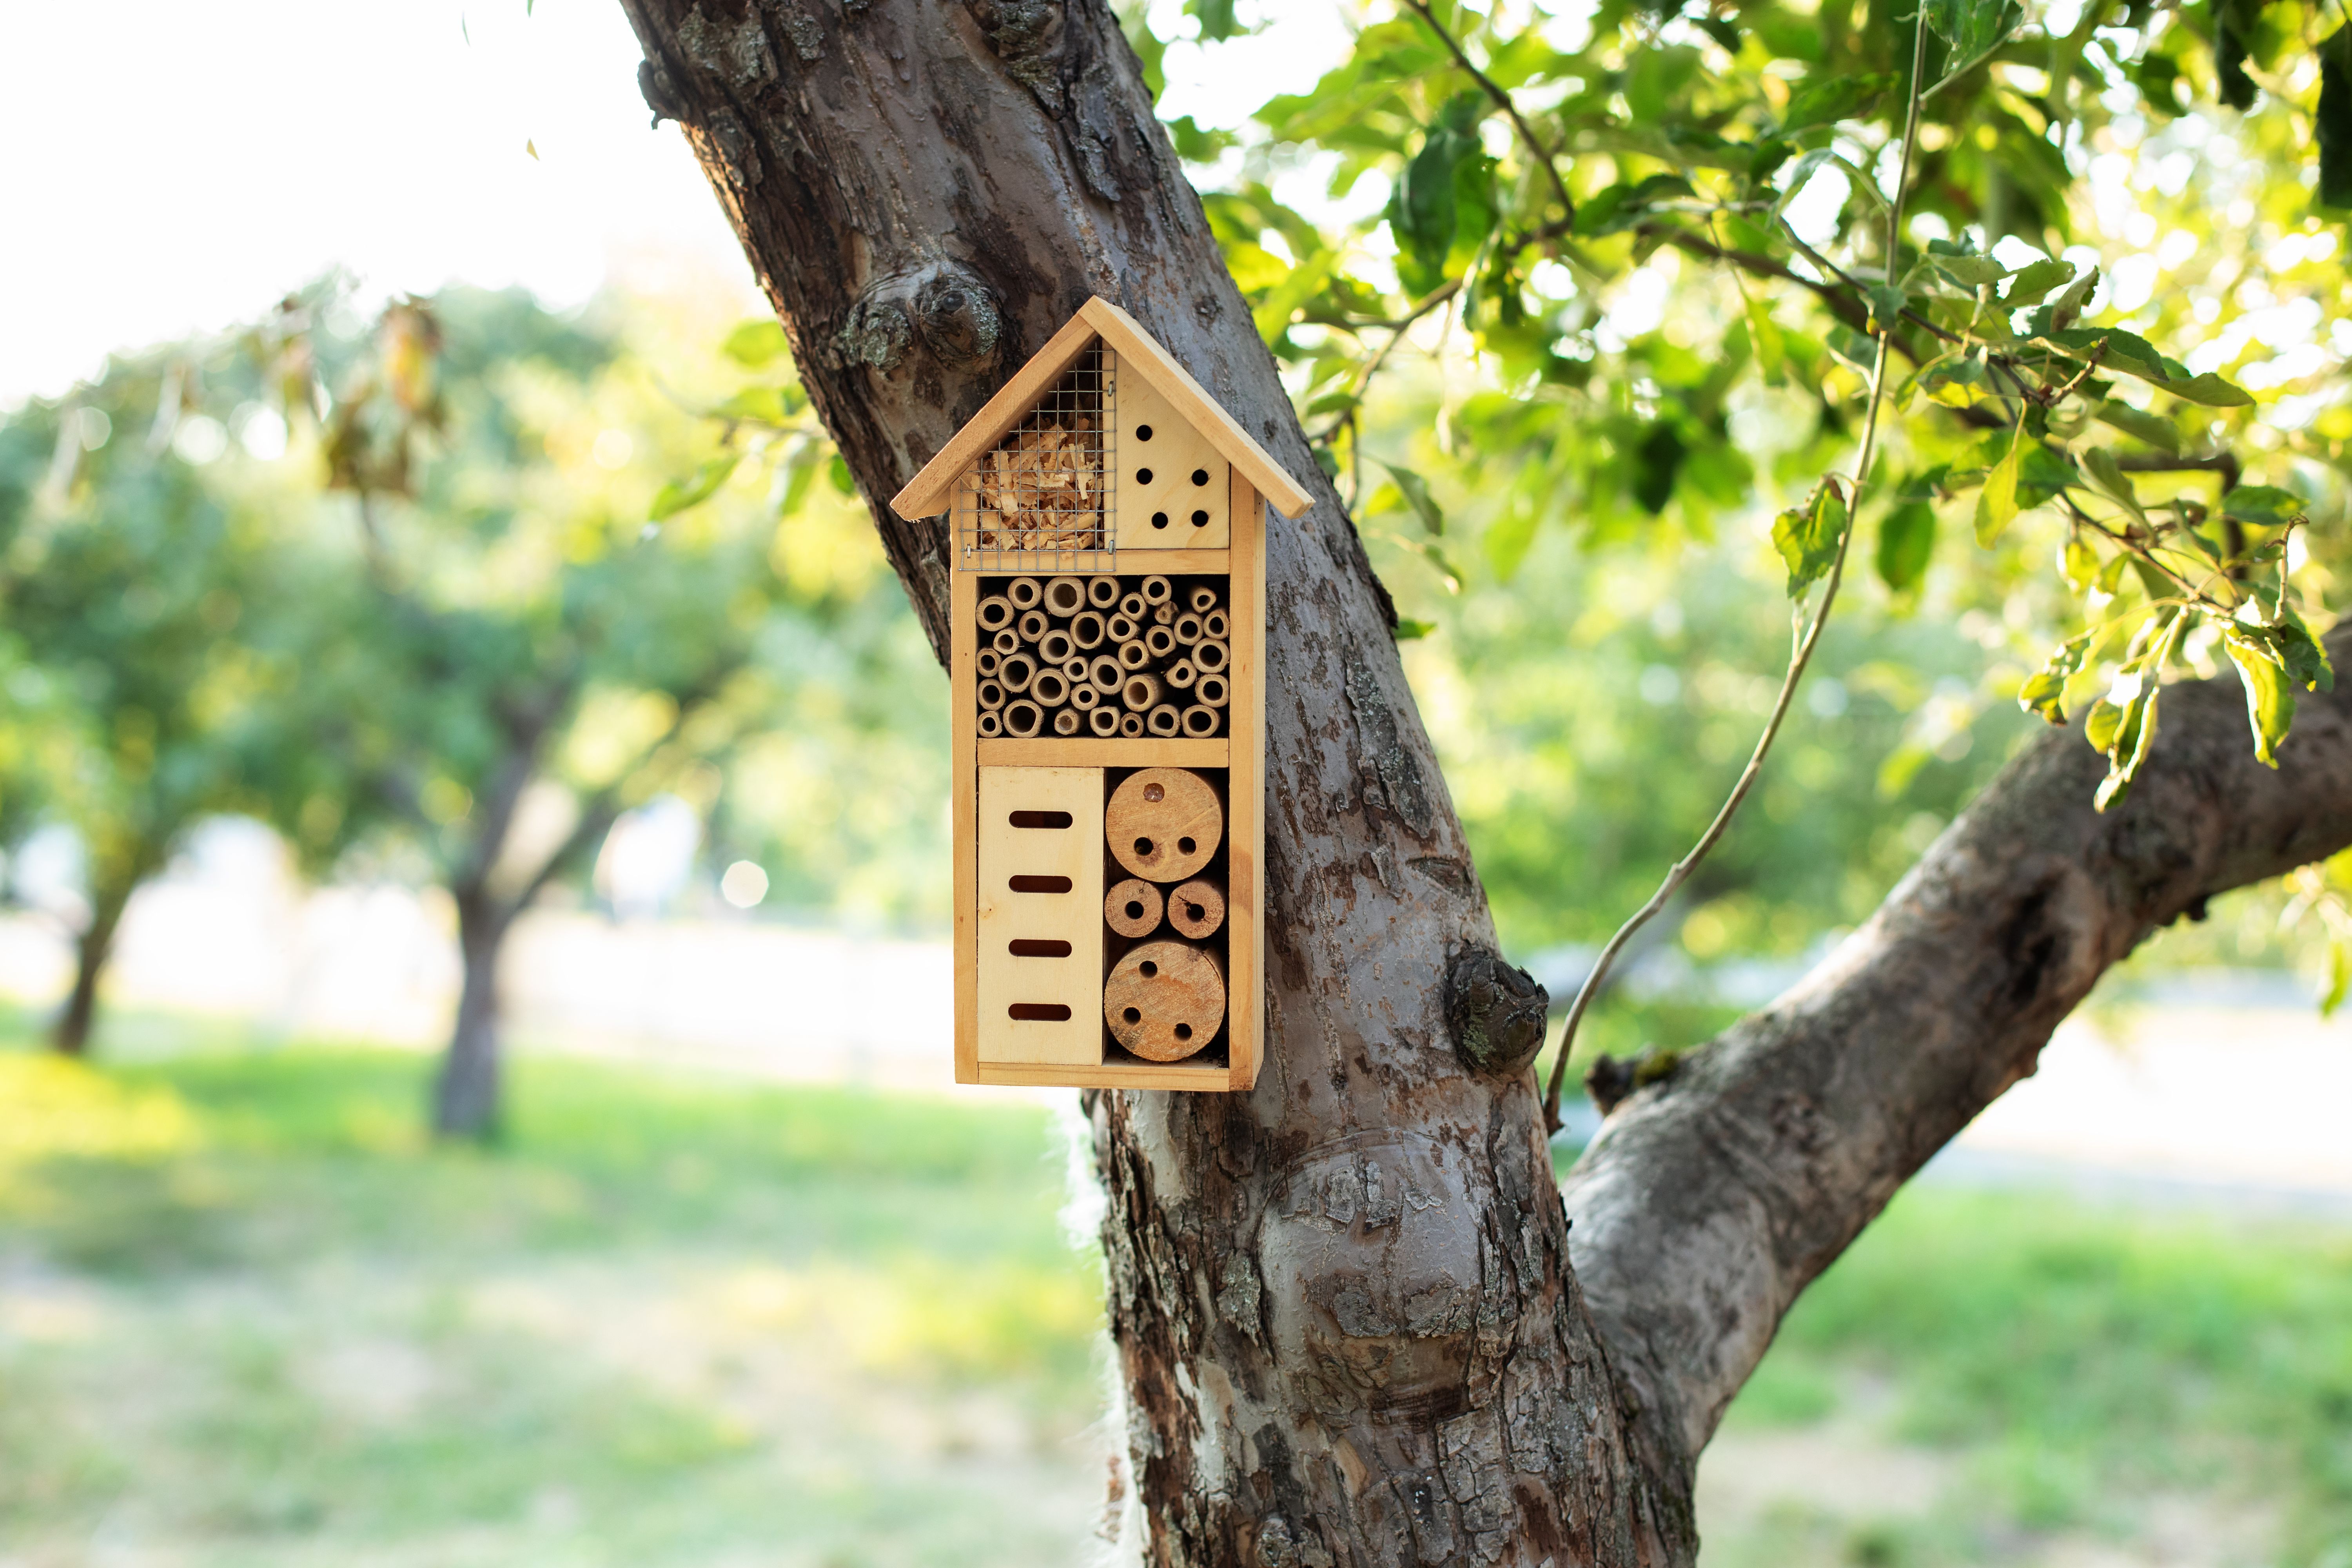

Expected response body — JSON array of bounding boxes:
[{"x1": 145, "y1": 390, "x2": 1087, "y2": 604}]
[{"x1": 891, "y1": 297, "x2": 1313, "y2": 1089}]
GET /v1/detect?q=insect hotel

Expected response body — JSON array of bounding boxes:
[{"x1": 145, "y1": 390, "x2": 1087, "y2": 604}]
[{"x1": 890, "y1": 297, "x2": 1313, "y2": 1090}]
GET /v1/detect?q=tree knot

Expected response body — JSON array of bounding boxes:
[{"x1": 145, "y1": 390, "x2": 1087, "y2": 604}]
[{"x1": 1445, "y1": 949, "x2": 1548, "y2": 1077}]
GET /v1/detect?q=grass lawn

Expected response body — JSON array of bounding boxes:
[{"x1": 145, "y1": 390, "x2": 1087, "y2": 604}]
[{"x1": 2, "y1": 1033, "x2": 2348, "y2": 1566}]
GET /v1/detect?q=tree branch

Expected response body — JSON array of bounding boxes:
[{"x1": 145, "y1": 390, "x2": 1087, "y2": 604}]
[
  {"x1": 1563, "y1": 624, "x2": 2352, "y2": 1486},
  {"x1": 1401, "y1": 0, "x2": 1575, "y2": 227}
]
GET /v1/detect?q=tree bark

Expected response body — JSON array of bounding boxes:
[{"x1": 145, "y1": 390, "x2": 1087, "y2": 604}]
[
  {"x1": 432, "y1": 889, "x2": 509, "y2": 1140},
  {"x1": 51, "y1": 875, "x2": 135, "y2": 1057},
  {"x1": 607, "y1": 3, "x2": 2352, "y2": 1563}
]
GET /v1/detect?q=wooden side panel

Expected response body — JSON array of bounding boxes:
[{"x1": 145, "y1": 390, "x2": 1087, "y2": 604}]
[
  {"x1": 1110, "y1": 350, "x2": 1230, "y2": 550},
  {"x1": 1226, "y1": 476, "x2": 1266, "y2": 1091},
  {"x1": 976, "y1": 766, "x2": 1106, "y2": 1066},
  {"x1": 952, "y1": 570, "x2": 979, "y2": 1084}
]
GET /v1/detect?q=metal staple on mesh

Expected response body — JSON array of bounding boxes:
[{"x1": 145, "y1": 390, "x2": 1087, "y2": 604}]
[{"x1": 956, "y1": 339, "x2": 1115, "y2": 572}]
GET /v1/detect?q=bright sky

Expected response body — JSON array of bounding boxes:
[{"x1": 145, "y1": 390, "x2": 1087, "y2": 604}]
[{"x1": 0, "y1": 0, "x2": 1353, "y2": 407}]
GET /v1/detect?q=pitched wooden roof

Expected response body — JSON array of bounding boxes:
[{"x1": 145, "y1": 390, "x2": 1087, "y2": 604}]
[{"x1": 888, "y1": 296, "x2": 1315, "y2": 521}]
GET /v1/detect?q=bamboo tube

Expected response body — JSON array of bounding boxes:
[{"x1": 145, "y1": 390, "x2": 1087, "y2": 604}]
[
  {"x1": 1089, "y1": 655, "x2": 1124, "y2": 691},
  {"x1": 1119, "y1": 711, "x2": 1144, "y2": 737},
  {"x1": 1089, "y1": 706, "x2": 1121, "y2": 737},
  {"x1": 1140, "y1": 574, "x2": 1172, "y2": 605},
  {"x1": 1165, "y1": 659, "x2": 1196, "y2": 691},
  {"x1": 1018, "y1": 608, "x2": 1050, "y2": 643},
  {"x1": 1144, "y1": 625, "x2": 1177, "y2": 659},
  {"x1": 977, "y1": 679, "x2": 1006, "y2": 710},
  {"x1": 1122, "y1": 672, "x2": 1163, "y2": 712},
  {"x1": 1003, "y1": 699, "x2": 1043, "y2": 737},
  {"x1": 1087, "y1": 575, "x2": 1121, "y2": 608},
  {"x1": 976, "y1": 648, "x2": 1003, "y2": 678},
  {"x1": 977, "y1": 710, "x2": 1002, "y2": 737},
  {"x1": 1195, "y1": 673, "x2": 1229, "y2": 708},
  {"x1": 1071, "y1": 611, "x2": 1106, "y2": 650},
  {"x1": 1103, "y1": 940, "x2": 1225, "y2": 1062},
  {"x1": 1071, "y1": 682, "x2": 1099, "y2": 711},
  {"x1": 1038, "y1": 628, "x2": 1076, "y2": 665},
  {"x1": 1053, "y1": 707, "x2": 1082, "y2": 735},
  {"x1": 1146, "y1": 703, "x2": 1181, "y2": 736},
  {"x1": 1006, "y1": 577, "x2": 1042, "y2": 610},
  {"x1": 1188, "y1": 585, "x2": 1219, "y2": 613},
  {"x1": 977, "y1": 596, "x2": 1014, "y2": 632},
  {"x1": 1118, "y1": 592, "x2": 1147, "y2": 620},
  {"x1": 1195, "y1": 639, "x2": 1229, "y2": 673},
  {"x1": 1044, "y1": 575, "x2": 1087, "y2": 615},
  {"x1": 1104, "y1": 877, "x2": 1163, "y2": 938},
  {"x1": 1117, "y1": 639, "x2": 1151, "y2": 672},
  {"x1": 1202, "y1": 608, "x2": 1229, "y2": 641},
  {"x1": 1167, "y1": 877, "x2": 1225, "y2": 939},
  {"x1": 1105, "y1": 768, "x2": 1222, "y2": 882},
  {"x1": 1106, "y1": 613, "x2": 1140, "y2": 643},
  {"x1": 1030, "y1": 669, "x2": 1069, "y2": 706},
  {"x1": 1180, "y1": 704, "x2": 1219, "y2": 737},
  {"x1": 1173, "y1": 613, "x2": 1204, "y2": 645},
  {"x1": 992, "y1": 628, "x2": 1021, "y2": 655},
  {"x1": 1062, "y1": 657, "x2": 1089, "y2": 684},
  {"x1": 999, "y1": 652, "x2": 1036, "y2": 694},
  {"x1": 1152, "y1": 601, "x2": 1174, "y2": 626}
]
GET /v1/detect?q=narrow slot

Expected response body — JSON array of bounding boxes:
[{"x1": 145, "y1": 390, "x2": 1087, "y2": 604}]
[
  {"x1": 1009, "y1": 939, "x2": 1074, "y2": 957},
  {"x1": 1009, "y1": 874, "x2": 1073, "y2": 893},
  {"x1": 1009, "y1": 1003, "x2": 1073, "y2": 1021},
  {"x1": 1009, "y1": 810, "x2": 1074, "y2": 829}
]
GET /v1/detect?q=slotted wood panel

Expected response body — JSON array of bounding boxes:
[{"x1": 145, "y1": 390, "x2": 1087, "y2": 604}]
[
  {"x1": 1110, "y1": 350, "x2": 1229, "y2": 550},
  {"x1": 976, "y1": 766, "x2": 1105, "y2": 1066}
]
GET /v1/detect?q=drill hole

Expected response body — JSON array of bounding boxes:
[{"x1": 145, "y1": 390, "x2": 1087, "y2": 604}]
[
  {"x1": 1134, "y1": 837, "x2": 1154, "y2": 856},
  {"x1": 1139, "y1": 960, "x2": 1158, "y2": 978},
  {"x1": 1177, "y1": 837, "x2": 1196, "y2": 854},
  {"x1": 1174, "y1": 1023, "x2": 1192, "y2": 1041},
  {"x1": 1123, "y1": 1007, "x2": 1142, "y2": 1024},
  {"x1": 1190, "y1": 510, "x2": 1209, "y2": 526},
  {"x1": 1144, "y1": 783, "x2": 1164, "y2": 802},
  {"x1": 1191, "y1": 468, "x2": 1209, "y2": 486},
  {"x1": 1125, "y1": 902, "x2": 1145, "y2": 920},
  {"x1": 1136, "y1": 467, "x2": 1154, "y2": 485},
  {"x1": 1152, "y1": 511, "x2": 1169, "y2": 529},
  {"x1": 1137, "y1": 425, "x2": 1154, "y2": 441},
  {"x1": 1185, "y1": 903, "x2": 1204, "y2": 922}
]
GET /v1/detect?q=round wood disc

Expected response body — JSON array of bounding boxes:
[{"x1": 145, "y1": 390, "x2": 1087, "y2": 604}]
[
  {"x1": 1106, "y1": 768, "x2": 1221, "y2": 883},
  {"x1": 1103, "y1": 940, "x2": 1225, "y2": 1061},
  {"x1": 1104, "y1": 878, "x2": 1163, "y2": 938},
  {"x1": 1166, "y1": 878, "x2": 1225, "y2": 940}
]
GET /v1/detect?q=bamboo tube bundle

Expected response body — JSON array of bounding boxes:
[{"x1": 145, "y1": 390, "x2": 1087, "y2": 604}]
[
  {"x1": 999, "y1": 652, "x2": 1036, "y2": 693},
  {"x1": 1147, "y1": 703, "x2": 1181, "y2": 736},
  {"x1": 992, "y1": 628, "x2": 1021, "y2": 656},
  {"x1": 1003, "y1": 699, "x2": 1043, "y2": 737},
  {"x1": 1165, "y1": 659, "x2": 1196, "y2": 691},
  {"x1": 1104, "y1": 877, "x2": 1163, "y2": 938},
  {"x1": 1087, "y1": 655, "x2": 1123, "y2": 692},
  {"x1": 1144, "y1": 624, "x2": 1177, "y2": 659},
  {"x1": 1140, "y1": 574, "x2": 1172, "y2": 606},
  {"x1": 1194, "y1": 639, "x2": 1229, "y2": 673},
  {"x1": 1180, "y1": 704, "x2": 1219, "y2": 737},
  {"x1": 976, "y1": 648, "x2": 1002, "y2": 678},
  {"x1": 1071, "y1": 611, "x2": 1106, "y2": 649},
  {"x1": 1006, "y1": 577, "x2": 1042, "y2": 610},
  {"x1": 1195, "y1": 672, "x2": 1229, "y2": 708},
  {"x1": 1167, "y1": 878, "x2": 1225, "y2": 939},
  {"x1": 1106, "y1": 768, "x2": 1221, "y2": 882},
  {"x1": 1089, "y1": 707, "x2": 1121, "y2": 737},
  {"x1": 978, "y1": 679, "x2": 1007, "y2": 710},
  {"x1": 1103, "y1": 940, "x2": 1224, "y2": 1062},
  {"x1": 1044, "y1": 575, "x2": 1088, "y2": 615},
  {"x1": 1062, "y1": 657, "x2": 1089, "y2": 685},
  {"x1": 1122, "y1": 672, "x2": 1163, "y2": 712},
  {"x1": 1053, "y1": 708, "x2": 1082, "y2": 735},
  {"x1": 1188, "y1": 584, "x2": 1219, "y2": 614},
  {"x1": 978, "y1": 710, "x2": 1002, "y2": 737},
  {"x1": 1117, "y1": 639, "x2": 1151, "y2": 672},
  {"x1": 1118, "y1": 592, "x2": 1147, "y2": 620},
  {"x1": 978, "y1": 596, "x2": 1014, "y2": 632},
  {"x1": 1173, "y1": 612, "x2": 1204, "y2": 645},
  {"x1": 1087, "y1": 576, "x2": 1120, "y2": 608},
  {"x1": 1031, "y1": 668, "x2": 1070, "y2": 706},
  {"x1": 1038, "y1": 627, "x2": 1076, "y2": 665}
]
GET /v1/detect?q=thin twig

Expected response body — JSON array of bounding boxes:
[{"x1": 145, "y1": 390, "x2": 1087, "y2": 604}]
[
  {"x1": 1541, "y1": 9, "x2": 1932, "y2": 1133},
  {"x1": 1401, "y1": 0, "x2": 1575, "y2": 226}
]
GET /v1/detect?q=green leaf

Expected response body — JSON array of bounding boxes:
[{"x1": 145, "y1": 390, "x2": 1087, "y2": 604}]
[
  {"x1": 2323, "y1": 938, "x2": 2350, "y2": 1020},
  {"x1": 1922, "y1": 0, "x2": 2017, "y2": 63},
  {"x1": 1185, "y1": 0, "x2": 1249, "y2": 43},
  {"x1": 2033, "y1": 326, "x2": 2254, "y2": 407},
  {"x1": 2219, "y1": 485, "x2": 2311, "y2": 528},
  {"x1": 2279, "y1": 607, "x2": 2337, "y2": 693},
  {"x1": 1974, "y1": 418, "x2": 2024, "y2": 547},
  {"x1": 1386, "y1": 93, "x2": 1490, "y2": 292},
  {"x1": 721, "y1": 319, "x2": 789, "y2": 369},
  {"x1": 2079, "y1": 447, "x2": 2147, "y2": 524},
  {"x1": 1876, "y1": 500, "x2": 1936, "y2": 593},
  {"x1": 714, "y1": 386, "x2": 791, "y2": 422},
  {"x1": 2001, "y1": 258, "x2": 2076, "y2": 307},
  {"x1": 2223, "y1": 628, "x2": 2295, "y2": 767},
  {"x1": 2019, "y1": 629, "x2": 2093, "y2": 724},
  {"x1": 1374, "y1": 460, "x2": 1445, "y2": 535},
  {"x1": 648, "y1": 452, "x2": 741, "y2": 520},
  {"x1": 1572, "y1": 173, "x2": 1696, "y2": 238},
  {"x1": 1394, "y1": 617, "x2": 1437, "y2": 641},
  {"x1": 2094, "y1": 400, "x2": 2180, "y2": 454},
  {"x1": 2046, "y1": 266, "x2": 2099, "y2": 331},
  {"x1": 1772, "y1": 479, "x2": 1849, "y2": 597},
  {"x1": 1779, "y1": 70, "x2": 1892, "y2": 134},
  {"x1": 2062, "y1": 532, "x2": 2100, "y2": 593},
  {"x1": 1746, "y1": 295, "x2": 1788, "y2": 385},
  {"x1": 1931, "y1": 253, "x2": 2008, "y2": 290}
]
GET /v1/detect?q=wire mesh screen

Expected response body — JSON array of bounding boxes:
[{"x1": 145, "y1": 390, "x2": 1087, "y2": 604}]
[{"x1": 956, "y1": 339, "x2": 1114, "y2": 572}]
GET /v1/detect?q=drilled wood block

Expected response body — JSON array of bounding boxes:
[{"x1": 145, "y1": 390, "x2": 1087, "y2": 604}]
[
  {"x1": 976, "y1": 766, "x2": 1105, "y2": 1066},
  {"x1": 1105, "y1": 877, "x2": 1164, "y2": 938},
  {"x1": 1104, "y1": 940, "x2": 1225, "y2": 1062},
  {"x1": 1106, "y1": 768, "x2": 1222, "y2": 883},
  {"x1": 1167, "y1": 878, "x2": 1225, "y2": 940},
  {"x1": 1111, "y1": 351, "x2": 1230, "y2": 550}
]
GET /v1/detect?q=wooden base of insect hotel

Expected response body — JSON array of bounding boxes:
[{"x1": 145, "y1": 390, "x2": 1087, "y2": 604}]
[{"x1": 892, "y1": 298, "x2": 1313, "y2": 1091}]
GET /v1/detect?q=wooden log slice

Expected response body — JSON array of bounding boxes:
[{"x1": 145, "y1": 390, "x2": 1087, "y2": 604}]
[
  {"x1": 1105, "y1": 877, "x2": 1163, "y2": 938},
  {"x1": 1103, "y1": 940, "x2": 1225, "y2": 1061},
  {"x1": 1167, "y1": 878, "x2": 1225, "y2": 939},
  {"x1": 1106, "y1": 767, "x2": 1221, "y2": 882}
]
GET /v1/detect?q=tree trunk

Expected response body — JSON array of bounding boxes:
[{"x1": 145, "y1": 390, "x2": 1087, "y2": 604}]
[
  {"x1": 51, "y1": 876, "x2": 134, "y2": 1057},
  {"x1": 432, "y1": 891, "x2": 509, "y2": 1140},
  {"x1": 608, "y1": 4, "x2": 2352, "y2": 1562}
]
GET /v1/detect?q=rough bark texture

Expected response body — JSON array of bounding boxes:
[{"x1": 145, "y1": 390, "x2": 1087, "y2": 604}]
[{"x1": 606, "y1": 2, "x2": 2352, "y2": 1562}]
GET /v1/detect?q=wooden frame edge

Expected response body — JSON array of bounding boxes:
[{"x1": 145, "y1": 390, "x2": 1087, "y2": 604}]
[
  {"x1": 952, "y1": 569, "x2": 980, "y2": 1085},
  {"x1": 1227, "y1": 475, "x2": 1266, "y2": 1092}
]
